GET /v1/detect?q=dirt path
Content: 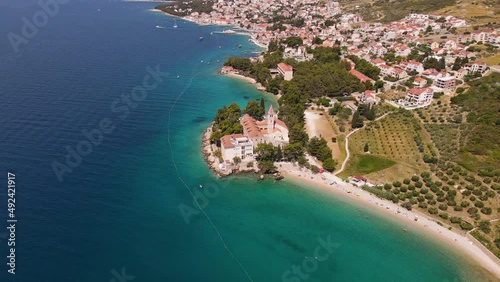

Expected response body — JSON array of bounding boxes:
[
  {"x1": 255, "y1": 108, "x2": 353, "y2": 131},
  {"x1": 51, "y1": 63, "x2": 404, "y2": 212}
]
[{"x1": 334, "y1": 112, "x2": 391, "y2": 176}]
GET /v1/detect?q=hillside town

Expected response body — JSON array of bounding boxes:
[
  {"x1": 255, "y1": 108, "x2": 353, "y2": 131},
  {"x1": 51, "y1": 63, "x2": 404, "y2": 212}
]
[
  {"x1": 171, "y1": 0, "x2": 500, "y2": 169},
  {"x1": 160, "y1": 0, "x2": 498, "y2": 111}
]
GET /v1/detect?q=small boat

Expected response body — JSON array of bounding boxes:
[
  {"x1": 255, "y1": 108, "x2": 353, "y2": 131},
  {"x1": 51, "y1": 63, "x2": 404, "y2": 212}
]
[
  {"x1": 238, "y1": 44, "x2": 242, "y2": 48},
  {"x1": 173, "y1": 24, "x2": 178, "y2": 28},
  {"x1": 201, "y1": 60, "x2": 204, "y2": 63},
  {"x1": 199, "y1": 185, "x2": 203, "y2": 189},
  {"x1": 176, "y1": 75, "x2": 180, "y2": 79},
  {"x1": 199, "y1": 37, "x2": 204, "y2": 41},
  {"x1": 210, "y1": 32, "x2": 214, "y2": 35}
]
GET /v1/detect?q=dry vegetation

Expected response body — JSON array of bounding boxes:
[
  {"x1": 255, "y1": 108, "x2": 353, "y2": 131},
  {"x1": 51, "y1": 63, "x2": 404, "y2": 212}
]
[
  {"x1": 341, "y1": 0, "x2": 500, "y2": 26},
  {"x1": 339, "y1": 110, "x2": 430, "y2": 183},
  {"x1": 435, "y1": 0, "x2": 500, "y2": 26}
]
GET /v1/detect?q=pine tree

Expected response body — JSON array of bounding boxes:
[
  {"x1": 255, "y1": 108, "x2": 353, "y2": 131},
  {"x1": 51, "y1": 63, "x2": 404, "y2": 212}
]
[
  {"x1": 364, "y1": 143, "x2": 369, "y2": 152},
  {"x1": 260, "y1": 98, "x2": 265, "y2": 113}
]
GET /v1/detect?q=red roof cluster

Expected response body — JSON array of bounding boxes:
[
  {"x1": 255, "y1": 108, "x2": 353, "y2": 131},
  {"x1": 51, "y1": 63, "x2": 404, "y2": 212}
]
[{"x1": 349, "y1": 69, "x2": 374, "y2": 83}]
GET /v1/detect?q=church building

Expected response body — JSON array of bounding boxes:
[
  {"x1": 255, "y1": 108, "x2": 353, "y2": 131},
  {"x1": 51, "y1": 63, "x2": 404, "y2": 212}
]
[{"x1": 220, "y1": 106, "x2": 289, "y2": 163}]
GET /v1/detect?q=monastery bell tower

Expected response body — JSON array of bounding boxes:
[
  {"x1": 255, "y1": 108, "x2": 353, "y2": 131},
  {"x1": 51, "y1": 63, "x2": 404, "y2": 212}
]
[{"x1": 267, "y1": 105, "x2": 275, "y2": 131}]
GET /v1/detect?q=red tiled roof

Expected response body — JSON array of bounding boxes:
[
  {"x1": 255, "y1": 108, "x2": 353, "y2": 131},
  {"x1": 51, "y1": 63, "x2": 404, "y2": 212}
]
[
  {"x1": 277, "y1": 63, "x2": 293, "y2": 72},
  {"x1": 353, "y1": 175, "x2": 367, "y2": 182},
  {"x1": 220, "y1": 134, "x2": 245, "y2": 149},
  {"x1": 408, "y1": 87, "x2": 432, "y2": 96},
  {"x1": 241, "y1": 114, "x2": 263, "y2": 138},
  {"x1": 274, "y1": 118, "x2": 288, "y2": 130},
  {"x1": 394, "y1": 68, "x2": 406, "y2": 74},
  {"x1": 349, "y1": 69, "x2": 374, "y2": 83}
]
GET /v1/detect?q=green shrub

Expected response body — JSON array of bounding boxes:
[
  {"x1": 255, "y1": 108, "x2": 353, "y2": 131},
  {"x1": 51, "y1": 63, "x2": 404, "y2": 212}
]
[
  {"x1": 439, "y1": 213, "x2": 449, "y2": 220},
  {"x1": 460, "y1": 221, "x2": 474, "y2": 230},
  {"x1": 480, "y1": 207, "x2": 492, "y2": 215}
]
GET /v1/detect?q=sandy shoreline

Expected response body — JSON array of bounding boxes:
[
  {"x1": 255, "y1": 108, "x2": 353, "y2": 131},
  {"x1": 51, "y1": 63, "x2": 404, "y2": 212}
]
[
  {"x1": 225, "y1": 72, "x2": 258, "y2": 84},
  {"x1": 223, "y1": 72, "x2": 270, "y2": 93},
  {"x1": 150, "y1": 7, "x2": 268, "y2": 50},
  {"x1": 276, "y1": 162, "x2": 500, "y2": 278}
]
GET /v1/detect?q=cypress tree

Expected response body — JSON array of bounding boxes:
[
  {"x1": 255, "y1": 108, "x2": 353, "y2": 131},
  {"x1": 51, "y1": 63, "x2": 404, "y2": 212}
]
[
  {"x1": 351, "y1": 110, "x2": 363, "y2": 129},
  {"x1": 452, "y1": 57, "x2": 462, "y2": 71}
]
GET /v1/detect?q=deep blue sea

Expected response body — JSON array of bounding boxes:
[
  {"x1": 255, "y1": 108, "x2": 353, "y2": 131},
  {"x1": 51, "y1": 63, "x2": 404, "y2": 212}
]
[{"x1": 0, "y1": 1, "x2": 494, "y2": 281}]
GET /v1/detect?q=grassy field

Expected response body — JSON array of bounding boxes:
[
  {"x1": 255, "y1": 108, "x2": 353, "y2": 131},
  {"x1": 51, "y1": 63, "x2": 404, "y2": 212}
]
[
  {"x1": 343, "y1": 0, "x2": 500, "y2": 25},
  {"x1": 339, "y1": 110, "x2": 430, "y2": 183},
  {"x1": 349, "y1": 112, "x2": 423, "y2": 163},
  {"x1": 435, "y1": 0, "x2": 500, "y2": 26},
  {"x1": 481, "y1": 55, "x2": 500, "y2": 66},
  {"x1": 336, "y1": 135, "x2": 347, "y2": 168},
  {"x1": 340, "y1": 154, "x2": 396, "y2": 176},
  {"x1": 348, "y1": 0, "x2": 457, "y2": 23}
]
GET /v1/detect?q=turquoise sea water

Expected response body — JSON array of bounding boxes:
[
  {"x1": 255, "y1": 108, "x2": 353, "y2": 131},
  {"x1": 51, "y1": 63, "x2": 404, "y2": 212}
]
[{"x1": 0, "y1": 1, "x2": 493, "y2": 281}]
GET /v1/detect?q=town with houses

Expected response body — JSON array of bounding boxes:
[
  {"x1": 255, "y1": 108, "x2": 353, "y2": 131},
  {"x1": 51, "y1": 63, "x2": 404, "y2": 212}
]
[{"x1": 168, "y1": 0, "x2": 499, "y2": 168}]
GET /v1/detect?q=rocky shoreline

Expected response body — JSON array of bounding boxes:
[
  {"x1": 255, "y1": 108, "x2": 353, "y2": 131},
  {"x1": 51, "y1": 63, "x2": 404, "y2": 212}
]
[
  {"x1": 201, "y1": 125, "x2": 286, "y2": 180},
  {"x1": 201, "y1": 125, "x2": 232, "y2": 177}
]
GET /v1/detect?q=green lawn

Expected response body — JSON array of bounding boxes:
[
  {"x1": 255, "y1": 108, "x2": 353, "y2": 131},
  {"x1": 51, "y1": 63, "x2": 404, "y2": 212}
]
[{"x1": 343, "y1": 155, "x2": 396, "y2": 176}]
